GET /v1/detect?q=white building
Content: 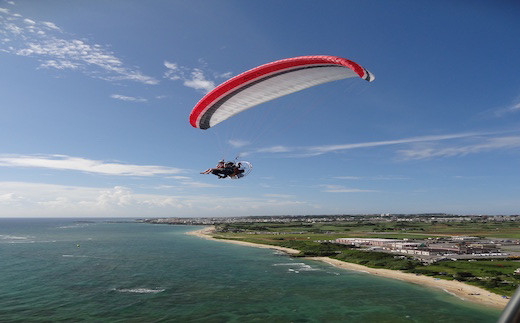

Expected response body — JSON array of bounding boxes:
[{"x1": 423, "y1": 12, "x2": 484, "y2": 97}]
[{"x1": 335, "y1": 238, "x2": 404, "y2": 247}]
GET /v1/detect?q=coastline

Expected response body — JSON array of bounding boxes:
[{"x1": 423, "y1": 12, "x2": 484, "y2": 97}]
[
  {"x1": 186, "y1": 225, "x2": 300, "y2": 255},
  {"x1": 187, "y1": 226, "x2": 508, "y2": 309}
]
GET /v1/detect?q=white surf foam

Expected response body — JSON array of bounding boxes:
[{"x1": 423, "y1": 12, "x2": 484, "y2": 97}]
[
  {"x1": 273, "y1": 263, "x2": 306, "y2": 266},
  {"x1": 274, "y1": 262, "x2": 319, "y2": 272},
  {"x1": 113, "y1": 288, "x2": 165, "y2": 294},
  {"x1": 0, "y1": 234, "x2": 35, "y2": 243}
]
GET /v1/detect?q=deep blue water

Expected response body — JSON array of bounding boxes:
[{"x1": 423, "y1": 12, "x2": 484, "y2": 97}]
[{"x1": 0, "y1": 218, "x2": 501, "y2": 322}]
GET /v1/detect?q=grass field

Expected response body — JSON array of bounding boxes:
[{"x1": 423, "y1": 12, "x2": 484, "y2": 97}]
[{"x1": 219, "y1": 220, "x2": 520, "y2": 238}]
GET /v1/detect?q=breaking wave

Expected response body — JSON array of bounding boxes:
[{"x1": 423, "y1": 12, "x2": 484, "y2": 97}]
[
  {"x1": 273, "y1": 262, "x2": 319, "y2": 273},
  {"x1": 112, "y1": 288, "x2": 165, "y2": 294},
  {"x1": 0, "y1": 234, "x2": 35, "y2": 243}
]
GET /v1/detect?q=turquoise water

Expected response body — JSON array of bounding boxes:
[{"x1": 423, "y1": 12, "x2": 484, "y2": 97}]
[{"x1": 0, "y1": 219, "x2": 501, "y2": 322}]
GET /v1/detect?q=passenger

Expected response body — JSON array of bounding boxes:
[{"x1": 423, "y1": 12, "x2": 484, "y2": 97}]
[
  {"x1": 200, "y1": 160, "x2": 225, "y2": 174},
  {"x1": 201, "y1": 160, "x2": 246, "y2": 179}
]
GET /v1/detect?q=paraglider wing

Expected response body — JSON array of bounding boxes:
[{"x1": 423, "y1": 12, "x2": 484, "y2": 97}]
[{"x1": 189, "y1": 55, "x2": 374, "y2": 130}]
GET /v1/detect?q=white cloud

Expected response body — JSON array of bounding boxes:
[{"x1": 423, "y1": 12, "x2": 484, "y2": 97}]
[
  {"x1": 163, "y1": 60, "x2": 180, "y2": 80},
  {"x1": 0, "y1": 182, "x2": 190, "y2": 216},
  {"x1": 334, "y1": 175, "x2": 409, "y2": 181},
  {"x1": 251, "y1": 131, "x2": 520, "y2": 159},
  {"x1": 0, "y1": 9, "x2": 158, "y2": 84},
  {"x1": 166, "y1": 175, "x2": 220, "y2": 188},
  {"x1": 3, "y1": 22, "x2": 22, "y2": 35},
  {"x1": 306, "y1": 132, "x2": 482, "y2": 155},
  {"x1": 178, "y1": 180, "x2": 220, "y2": 188},
  {"x1": 0, "y1": 181, "x2": 312, "y2": 217},
  {"x1": 334, "y1": 176, "x2": 362, "y2": 180},
  {"x1": 164, "y1": 61, "x2": 231, "y2": 93},
  {"x1": 41, "y1": 21, "x2": 60, "y2": 31},
  {"x1": 169, "y1": 176, "x2": 192, "y2": 180},
  {"x1": 183, "y1": 69, "x2": 215, "y2": 92},
  {"x1": 398, "y1": 136, "x2": 520, "y2": 160},
  {"x1": 228, "y1": 139, "x2": 250, "y2": 148},
  {"x1": 39, "y1": 59, "x2": 79, "y2": 70},
  {"x1": 110, "y1": 94, "x2": 147, "y2": 102},
  {"x1": 256, "y1": 145, "x2": 293, "y2": 153},
  {"x1": 495, "y1": 102, "x2": 520, "y2": 117},
  {"x1": 0, "y1": 192, "x2": 24, "y2": 204},
  {"x1": 96, "y1": 186, "x2": 133, "y2": 207},
  {"x1": 489, "y1": 96, "x2": 520, "y2": 118},
  {"x1": 263, "y1": 193, "x2": 295, "y2": 198},
  {"x1": 0, "y1": 154, "x2": 184, "y2": 176},
  {"x1": 217, "y1": 71, "x2": 232, "y2": 79},
  {"x1": 164, "y1": 61, "x2": 177, "y2": 70},
  {"x1": 320, "y1": 185, "x2": 377, "y2": 193}
]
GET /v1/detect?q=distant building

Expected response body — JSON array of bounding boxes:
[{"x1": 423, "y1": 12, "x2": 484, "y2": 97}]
[
  {"x1": 335, "y1": 238, "x2": 403, "y2": 247},
  {"x1": 426, "y1": 244, "x2": 462, "y2": 254},
  {"x1": 452, "y1": 236, "x2": 479, "y2": 241}
]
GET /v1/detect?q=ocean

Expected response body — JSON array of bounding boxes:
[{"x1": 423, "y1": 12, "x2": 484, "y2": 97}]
[{"x1": 0, "y1": 218, "x2": 501, "y2": 322}]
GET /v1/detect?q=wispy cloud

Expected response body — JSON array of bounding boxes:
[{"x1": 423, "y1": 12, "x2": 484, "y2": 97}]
[
  {"x1": 0, "y1": 154, "x2": 184, "y2": 176},
  {"x1": 334, "y1": 175, "x2": 409, "y2": 180},
  {"x1": 493, "y1": 97, "x2": 520, "y2": 117},
  {"x1": 178, "y1": 180, "x2": 220, "y2": 188},
  {"x1": 306, "y1": 132, "x2": 483, "y2": 155},
  {"x1": 333, "y1": 176, "x2": 362, "y2": 180},
  {"x1": 0, "y1": 8, "x2": 157, "y2": 84},
  {"x1": 252, "y1": 131, "x2": 520, "y2": 159},
  {"x1": 229, "y1": 139, "x2": 250, "y2": 148},
  {"x1": 184, "y1": 69, "x2": 215, "y2": 92},
  {"x1": 110, "y1": 94, "x2": 147, "y2": 103},
  {"x1": 167, "y1": 175, "x2": 220, "y2": 188},
  {"x1": 217, "y1": 71, "x2": 232, "y2": 79},
  {"x1": 320, "y1": 185, "x2": 377, "y2": 193},
  {"x1": 256, "y1": 145, "x2": 293, "y2": 153},
  {"x1": 163, "y1": 60, "x2": 231, "y2": 93},
  {"x1": 264, "y1": 193, "x2": 295, "y2": 198},
  {"x1": 163, "y1": 61, "x2": 181, "y2": 80},
  {"x1": 398, "y1": 135, "x2": 520, "y2": 160}
]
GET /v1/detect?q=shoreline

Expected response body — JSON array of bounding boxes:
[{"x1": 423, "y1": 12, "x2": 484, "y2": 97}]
[
  {"x1": 186, "y1": 226, "x2": 508, "y2": 309},
  {"x1": 186, "y1": 225, "x2": 300, "y2": 255}
]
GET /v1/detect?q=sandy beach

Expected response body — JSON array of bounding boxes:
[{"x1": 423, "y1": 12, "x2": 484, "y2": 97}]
[
  {"x1": 186, "y1": 226, "x2": 300, "y2": 255},
  {"x1": 187, "y1": 226, "x2": 509, "y2": 309}
]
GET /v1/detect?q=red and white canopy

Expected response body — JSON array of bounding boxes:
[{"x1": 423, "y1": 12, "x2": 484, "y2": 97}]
[{"x1": 189, "y1": 55, "x2": 374, "y2": 130}]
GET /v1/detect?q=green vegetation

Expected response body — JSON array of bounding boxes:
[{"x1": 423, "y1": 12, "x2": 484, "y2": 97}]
[
  {"x1": 218, "y1": 219, "x2": 520, "y2": 238},
  {"x1": 213, "y1": 220, "x2": 520, "y2": 296},
  {"x1": 412, "y1": 260, "x2": 520, "y2": 296}
]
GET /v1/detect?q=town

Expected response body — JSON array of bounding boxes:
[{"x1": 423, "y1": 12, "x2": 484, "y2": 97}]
[
  {"x1": 328, "y1": 236, "x2": 519, "y2": 264},
  {"x1": 141, "y1": 213, "x2": 520, "y2": 226}
]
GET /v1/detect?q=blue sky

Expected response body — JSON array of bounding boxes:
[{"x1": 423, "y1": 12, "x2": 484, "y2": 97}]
[{"x1": 1, "y1": 0, "x2": 519, "y2": 217}]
